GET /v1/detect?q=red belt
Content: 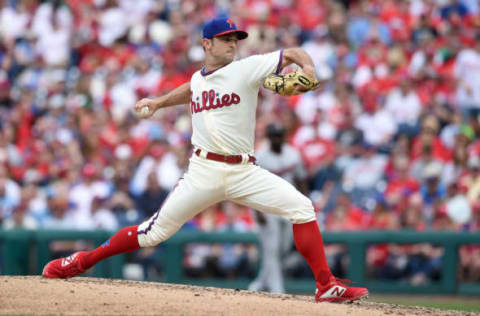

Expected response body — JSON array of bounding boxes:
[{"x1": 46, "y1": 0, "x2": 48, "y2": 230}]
[{"x1": 195, "y1": 149, "x2": 256, "y2": 164}]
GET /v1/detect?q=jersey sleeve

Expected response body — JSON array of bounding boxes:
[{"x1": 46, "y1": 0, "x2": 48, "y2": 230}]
[{"x1": 238, "y1": 50, "x2": 283, "y2": 89}]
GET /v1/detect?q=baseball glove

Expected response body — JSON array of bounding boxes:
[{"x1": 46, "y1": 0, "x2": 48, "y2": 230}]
[{"x1": 263, "y1": 70, "x2": 320, "y2": 96}]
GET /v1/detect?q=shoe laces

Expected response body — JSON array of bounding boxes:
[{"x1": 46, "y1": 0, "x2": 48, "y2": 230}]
[
  {"x1": 317, "y1": 277, "x2": 353, "y2": 291},
  {"x1": 333, "y1": 277, "x2": 353, "y2": 286}
]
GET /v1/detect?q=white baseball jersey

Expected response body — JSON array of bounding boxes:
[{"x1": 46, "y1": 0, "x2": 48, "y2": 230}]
[{"x1": 189, "y1": 50, "x2": 283, "y2": 155}]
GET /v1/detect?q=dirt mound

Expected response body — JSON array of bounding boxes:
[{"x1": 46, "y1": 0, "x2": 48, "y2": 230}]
[{"x1": 0, "y1": 276, "x2": 476, "y2": 316}]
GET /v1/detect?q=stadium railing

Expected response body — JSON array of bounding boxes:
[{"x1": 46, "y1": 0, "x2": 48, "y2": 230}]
[{"x1": 1, "y1": 229, "x2": 479, "y2": 295}]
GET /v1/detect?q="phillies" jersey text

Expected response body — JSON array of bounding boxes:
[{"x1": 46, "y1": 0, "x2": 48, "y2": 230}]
[{"x1": 190, "y1": 89, "x2": 240, "y2": 114}]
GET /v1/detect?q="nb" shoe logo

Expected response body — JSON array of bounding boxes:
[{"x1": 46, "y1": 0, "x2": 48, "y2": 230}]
[
  {"x1": 61, "y1": 253, "x2": 77, "y2": 267},
  {"x1": 331, "y1": 286, "x2": 346, "y2": 297}
]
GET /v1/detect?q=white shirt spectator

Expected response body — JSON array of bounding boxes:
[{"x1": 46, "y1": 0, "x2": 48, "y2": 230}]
[
  {"x1": 36, "y1": 27, "x2": 71, "y2": 66},
  {"x1": 69, "y1": 180, "x2": 111, "y2": 224},
  {"x1": 0, "y1": 6, "x2": 30, "y2": 41},
  {"x1": 355, "y1": 109, "x2": 397, "y2": 146},
  {"x1": 442, "y1": 161, "x2": 464, "y2": 187},
  {"x1": 446, "y1": 194, "x2": 472, "y2": 224},
  {"x1": 352, "y1": 65, "x2": 373, "y2": 89},
  {"x1": 42, "y1": 211, "x2": 78, "y2": 230},
  {"x1": 440, "y1": 123, "x2": 460, "y2": 149},
  {"x1": 91, "y1": 208, "x2": 119, "y2": 231},
  {"x1": 99, "y1": 6, "x2": 129, "y2": 46},
  {"x1": 409, "y1": 0, "x2": 428, "y2": 17},
  {"x1": 409, "y1": 50, "x2": 427, "y2": 77},
  {"x1": 294, "y1": 94, "x2": 318, "y2": 124},
  {"x1": 460, "y1": 0, "x2": 478, "y2": 14},
  {"x1": 133, "y1": 67, "x2": 163, "y2": 95},
  {"x1": 131, "y1": 151, "x2": 183, "y2": 194},
  {"x1": 342, "y1": 153, "x2": 388, "y2": 190},
  {"x1": 317, "y1": 89, "x2": 337, "y2": 113},
  {"x1": 0, "y1": 178, "x2": 21, "y2": 219},
  {"x1": 119, "y1": 0, "x2": 154, "y2": 25},
  {"x1": 301, "y1": 37, "x2": 335, "y2": 77},
  {"x1": 130, "y1": 155, "x2": 156, "y2": 196},
  {"x1": 290, "y1": 124, "x2": 316, "y2": 148},
  {"x1": 156, "y1": 152, "x2": 183, "y2": 191},
  {"x1": 385, "y1": 87, "x2": 422, "y2": 125},
  {"x1": 255, "y1": 142, "x2": 307, "y2": 184},
  {"x1": 454, "y1": 48, "x2": 480, "y2": 108},
  {"x1": 31, "y1": 3, "x2": 72, "y2": 37},
  {"x1": 110, "y1": 80, "x2": 137, "y2": 122}
]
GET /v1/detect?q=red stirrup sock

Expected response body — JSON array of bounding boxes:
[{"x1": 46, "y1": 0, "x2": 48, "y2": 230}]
[
  {"x1": 82, "y1": 225, "x2": 140, "y2": 269},
  {"x1": 293, "y1": 221, "x2": 332, "y2": 286}
]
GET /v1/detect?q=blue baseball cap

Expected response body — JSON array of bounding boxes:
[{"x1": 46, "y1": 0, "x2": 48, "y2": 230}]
[{"x1": 202, "y1": 18, "x2": 248, "y2": 40}]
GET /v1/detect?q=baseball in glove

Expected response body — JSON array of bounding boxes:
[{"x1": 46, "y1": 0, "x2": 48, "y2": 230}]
[{"x1": 263, "y1": 70, "x2": 320, "y2": 96}]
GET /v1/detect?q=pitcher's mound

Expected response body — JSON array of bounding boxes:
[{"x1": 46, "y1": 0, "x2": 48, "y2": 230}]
[{"x1": 0, "y1": 276, "x2": 472, "y2": 316}]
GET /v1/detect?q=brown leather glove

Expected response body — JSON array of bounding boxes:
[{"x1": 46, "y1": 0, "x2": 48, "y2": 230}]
[{"x1": 263, "y1": 70, "x2": 320, "y2": 96}]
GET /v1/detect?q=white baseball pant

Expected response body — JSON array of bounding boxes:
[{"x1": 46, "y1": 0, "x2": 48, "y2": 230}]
[{"x1": 137, "y1": 153, "x2": 315, "y2": 247}]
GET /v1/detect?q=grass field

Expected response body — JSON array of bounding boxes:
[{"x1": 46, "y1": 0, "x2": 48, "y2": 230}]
[{"x1": 370, "y1": 294, "x2": 480, "y2": 313}]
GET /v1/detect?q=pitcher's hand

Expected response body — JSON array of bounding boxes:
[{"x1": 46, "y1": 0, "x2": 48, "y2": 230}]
[{"x1": 134, "y1": 98, "x2": 157, "y2": 119}]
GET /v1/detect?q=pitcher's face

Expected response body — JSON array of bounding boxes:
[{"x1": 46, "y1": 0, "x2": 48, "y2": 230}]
[{"x1": 203, "y1": 33, "x2": 238, "y2": 64}]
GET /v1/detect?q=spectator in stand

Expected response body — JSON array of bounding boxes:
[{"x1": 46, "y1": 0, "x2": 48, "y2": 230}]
[
  {"x1": 385, "y1": 79, "x2": 422, "y2": 136},
  {"x1": 0, "y1": 164, "x2": 20, "y2": 224},
  {"x1": 441, "y1": 139, "x2": 469, "y2": 186},
  {"x1": 459, "y1": 244, "x2": 480, "y2": 283},
  {"x1": 366, "y1": 195, "x2": 399, "y2": 230},
  {"x1": 419, "y1": 162, "x2": 447, "y2": 226},
  {"x1": 454, "y1": 33, "x2": 480, "y2": 116},
  {"x1": 301, "y1": 25, "x2": 335, "y2": 77},
  {"x1": 135, "y1": 171, "x2": 168, "y2": 220},
  {"x1": 411, "y1": 14, "x2": 438, "y2": 45},
  {"x1": 325, "y1": 193, "x2": 367, "y2": 231},
  {"x1": 108, "y1": 191, "x2": 141, "y2": 228},
  {"x1": 2, "y1": 198, "x2": 37, "y2": 230},
  {"x1": 43, "y1": 193, "x2": 76, "y2": 230},
  {"x1": 342, "y1": 142, "x2": 388, "y2": 207},
  {"x1": 68, "y1": 163, "x2": 112, "y2": 229},
  {"x1": 465, "y1": 156, "x2": 480, "y2": 204},
  {"x1": 413, "y1": 114, "x2": 451, "y2": 159},
  {"x1": 443, "y1": 182, "x2": 472, "y2": 229},
  {"x1": 440, "y1": 0, "x2": 470, "y2": 20},
  {"x1": 384, "y1": 154, "x2": 420, "y2": 210},
  {"x1": 354, "y1": 95, "x2": 397, "y2": 148},
  {"x1": 407, "y1": 243, "x2": 443, "y2": 285},
  {"x1": 410, "y1": 143, "x2": 443, "y2": 183},
  {"x1": 33, "y1": 3, "x2": 72, "y2": 67},
  {"x1": 440, "y1": 111, "x2": 464, "y2": 150},
  {"x1": 346, "y1": 2, "x2": 391, "y2": 48},
  {"x1": 400, "y1": 193, "x2": 427, "y2": 231},
  {"x1": 90, "y1": 194, "x2": 119, "y2": 231}
]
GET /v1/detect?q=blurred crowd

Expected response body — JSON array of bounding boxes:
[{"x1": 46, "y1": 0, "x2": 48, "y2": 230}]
[{"x1": 1, "y1": 0, "x2": 480, "y2": 284}]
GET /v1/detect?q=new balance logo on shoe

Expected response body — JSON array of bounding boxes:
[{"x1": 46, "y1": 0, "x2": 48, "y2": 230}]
[
  {"x1": 61, "y1": 253, "x2": 78, "y2": 267},
  {"x1": 318, "y1": 285, "x2": 347, "y2": 299},
  {"x1": 331, "y1": 286, "x2": 346, "y2": 297}
]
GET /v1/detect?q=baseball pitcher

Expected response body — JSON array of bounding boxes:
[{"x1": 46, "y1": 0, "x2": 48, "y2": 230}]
[{"x1": 42, "y1": 17, "x2": 368, "y2": 303}]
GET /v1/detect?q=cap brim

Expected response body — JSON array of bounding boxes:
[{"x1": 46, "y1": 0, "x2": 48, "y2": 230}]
[{"x1": 214, "y1": 30, "x2": 248, "y2": 40}]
